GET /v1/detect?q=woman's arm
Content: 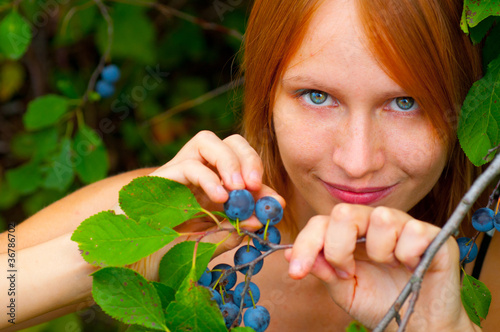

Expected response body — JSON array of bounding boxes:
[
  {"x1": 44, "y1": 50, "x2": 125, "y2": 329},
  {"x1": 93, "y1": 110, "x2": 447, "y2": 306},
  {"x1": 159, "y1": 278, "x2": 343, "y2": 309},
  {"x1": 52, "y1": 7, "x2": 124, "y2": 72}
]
[
  {"x1": 0, "y1": 168, "x2": 157, "y2": 330},
  {"x1": 0, "y1": 232, "x2": 95, "y2": 330}
]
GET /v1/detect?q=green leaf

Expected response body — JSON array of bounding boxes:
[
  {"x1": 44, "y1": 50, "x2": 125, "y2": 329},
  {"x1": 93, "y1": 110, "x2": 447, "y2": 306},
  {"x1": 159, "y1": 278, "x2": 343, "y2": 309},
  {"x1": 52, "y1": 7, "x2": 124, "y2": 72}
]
[
  {"x1": 92, "y1": 267, "x2": 168, "y2": 331},
  {"x1": 10, "y1": 127, "x2": 59, "y2": 160},
  {"x1": 0, "y1": 180, "x2": 19, "y2": 210},
  {"x1": 483, "y1": 23, "x2": 500, "y2": 72},
  {"x1": 42, "y1": 137, "x2": 74, "y2": 191},
  {"x1": 23, "y1": 95, "x2": 70, "y2": 131},
  {"x1": 119, "y1": 176, "x2": 202, "y2": 231},
  {"x1": 6, "y1": 161, "x2": 43, "y2": 194},
  {"x1": 461, "y1": 1, "x2": 500, "y2": 29},
  {"x1": 345, "y1": 321, "x2": 369, "y2": 332},
  {"x1": 159, "y1": 241, "x2": 217, "y2": 291},
  {"x1": 231, "y1": 328, "x2": 255, "y2": 332},
  {"x1": 71, "y1": 211, "x2": 179, "y2": 267},
  {"x1": 458, "y1": 56, "x2": 500, "y2": 166},
  {"x1": 164, "y1": 269, "x2": 227, "y2": 332},
  {"x1": 151, "y1": 282, "x2": 176, "y2": 309},
  {"x1": 0, "y1": 11, "x2": 31, "y2": 60},
  {"x1": 0, "y1": 60, "x2": 25, "y2": 101},
  {"x1": 125, "y1": 325, "x2": 158, "y2": 332},
  {"x1": 73, "y1": 126, "x2": 109, "y2": 184},
  {"x1": 469, "y1": 16, "x2": 496, "y2": 44},
  {"x1": 96, "y1": 3, "x2": 156, "y2": 64},
  {"x1": 461, "y1": 272, "x2": 491, "y2": 327},
  {"x1": 56, "y1": 79, "x2": 81, "y2": 99}
]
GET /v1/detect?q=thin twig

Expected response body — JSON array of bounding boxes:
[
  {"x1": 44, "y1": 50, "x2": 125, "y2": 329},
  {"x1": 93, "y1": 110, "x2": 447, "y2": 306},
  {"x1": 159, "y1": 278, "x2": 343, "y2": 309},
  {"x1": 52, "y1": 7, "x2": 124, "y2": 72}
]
[
  {"x1": 483, "y1": 145, "x2": 500, "y2": 161},
  {"x1": 374, "y1": 153, "x2": 500, "y2": 331},
  {"x1": 233, "y1": 265, "x2": 255, "y2": 328},
  {"x1": 153, "y1": 3, "x2": 244, "y2": 40},
  {"x1": 145, "y1": 76, "x2": 245, "y2": 128},
  {"x1": 109, "y1": 0, "x2": 244, "y2": 40},
  {"x1": 397, "y1": 280, "x2": 421, "y2": 331},
  {"x1": 487, "y1": 178, "x2": 500, "y2": 209},
  {"x1": 82, "y1": 0, "x2": 113, "y2": 105},
  {"x1": 61, "y1": 1, "x2": 96, "y2": 36}
]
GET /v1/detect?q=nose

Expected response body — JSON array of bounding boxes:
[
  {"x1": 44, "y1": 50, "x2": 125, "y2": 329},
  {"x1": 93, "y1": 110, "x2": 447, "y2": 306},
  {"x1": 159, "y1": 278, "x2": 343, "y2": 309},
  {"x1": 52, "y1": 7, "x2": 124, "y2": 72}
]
[{"x1": 332, "y1": 112, "x2": 385, "y2": 179}]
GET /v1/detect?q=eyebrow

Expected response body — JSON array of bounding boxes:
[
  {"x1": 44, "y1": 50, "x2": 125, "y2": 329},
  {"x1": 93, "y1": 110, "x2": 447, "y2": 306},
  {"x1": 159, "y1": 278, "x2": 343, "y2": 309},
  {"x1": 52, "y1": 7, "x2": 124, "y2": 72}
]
[{"x1": 281, "y1": 74, "x2": 410, "y2": 99}]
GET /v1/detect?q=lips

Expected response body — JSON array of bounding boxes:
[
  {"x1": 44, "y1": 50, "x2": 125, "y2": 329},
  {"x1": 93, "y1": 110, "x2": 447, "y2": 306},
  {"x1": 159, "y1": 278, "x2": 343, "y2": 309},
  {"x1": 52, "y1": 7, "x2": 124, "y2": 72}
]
[{"x1": 322, "y1": 181, "x2": 397, "y2": 205}]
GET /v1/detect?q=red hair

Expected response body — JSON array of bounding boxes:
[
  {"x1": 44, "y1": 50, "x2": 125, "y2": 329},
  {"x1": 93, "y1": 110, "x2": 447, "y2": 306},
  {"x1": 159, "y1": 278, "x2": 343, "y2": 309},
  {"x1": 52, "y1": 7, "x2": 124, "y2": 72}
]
[{"x1": 240, "y1": 0, "x2": 484, "y2": 236}]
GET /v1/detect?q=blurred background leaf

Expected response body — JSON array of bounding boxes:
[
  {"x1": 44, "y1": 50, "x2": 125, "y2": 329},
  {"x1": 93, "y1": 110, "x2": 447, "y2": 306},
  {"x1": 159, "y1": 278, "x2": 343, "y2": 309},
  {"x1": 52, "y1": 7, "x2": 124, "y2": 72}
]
[{"x1": 0, "y1": 2, "x2": 251, "y2": 330}]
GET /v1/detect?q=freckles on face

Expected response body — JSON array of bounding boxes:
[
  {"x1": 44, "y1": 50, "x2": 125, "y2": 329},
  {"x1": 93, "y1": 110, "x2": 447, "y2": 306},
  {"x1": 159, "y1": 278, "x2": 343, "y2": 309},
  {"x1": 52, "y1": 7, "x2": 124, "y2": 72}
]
[
  {"x1": 269, "y1": 0, "x2": 449, "y2": 220},
  {"x1": 384, "y1": 124, "x2": 448, "y2": 205}
]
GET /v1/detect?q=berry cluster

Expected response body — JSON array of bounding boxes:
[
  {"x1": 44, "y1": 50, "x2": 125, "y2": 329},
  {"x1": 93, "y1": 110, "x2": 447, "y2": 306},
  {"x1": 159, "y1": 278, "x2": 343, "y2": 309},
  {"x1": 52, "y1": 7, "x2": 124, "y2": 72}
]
[
  {"x1": 95, "y1": 64, "x2": 121, "y2": 98},
  {"x1": 198, "y1": 189, "x2": 283, "y2": 331},
  {"x1": 457, "y1": 207, "x2": 500, "y2": 264}
]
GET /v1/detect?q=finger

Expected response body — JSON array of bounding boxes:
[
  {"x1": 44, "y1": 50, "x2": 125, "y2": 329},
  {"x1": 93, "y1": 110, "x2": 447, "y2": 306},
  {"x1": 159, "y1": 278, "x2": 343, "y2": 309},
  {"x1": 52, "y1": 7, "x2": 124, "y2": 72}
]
[
  {"x1": 172, "y1": 131, "x2": 248, "y2": 190},
  {"x1": 323, "y1": 204, "x2": 374, "y2": 278},
  {"x1": 285, "y1": 248, "x2": 338, "y2": 283},
  {"x1": 151, "y1": 159, "x2": 228, "y2": 203},
  {"x1": 287, "y1": 215, "x2": 328, "y2": 279},
  {"x1": 222, "y1": 134, "x2": 264, "y2": 191},
  {"x1": 365, "y1": 207, "x2": 414, "y2": 267},
  {"x1": 394, "y1": 219, "x2": 440, "y2": 271}
]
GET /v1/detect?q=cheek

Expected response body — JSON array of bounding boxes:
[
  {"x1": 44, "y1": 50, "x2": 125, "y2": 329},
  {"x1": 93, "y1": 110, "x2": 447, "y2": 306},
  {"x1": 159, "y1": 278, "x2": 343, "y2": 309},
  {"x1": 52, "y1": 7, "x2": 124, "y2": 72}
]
[
  {"x1": 390, "y1": 126, "x2": 447, "y2": 184},
  {"x1": 273, "y1": 105, "x2": 329, "y2": 175}
]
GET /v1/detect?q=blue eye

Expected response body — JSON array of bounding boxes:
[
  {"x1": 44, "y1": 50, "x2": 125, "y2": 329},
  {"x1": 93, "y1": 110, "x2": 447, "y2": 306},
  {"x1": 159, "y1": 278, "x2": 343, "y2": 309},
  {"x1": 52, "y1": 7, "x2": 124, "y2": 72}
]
[
  {"x1": 297, "y1": 89, "x2": 336, "y2": 107},
  {"x1": 389, "y1": 97, "x2": 419, "y2": 112}
]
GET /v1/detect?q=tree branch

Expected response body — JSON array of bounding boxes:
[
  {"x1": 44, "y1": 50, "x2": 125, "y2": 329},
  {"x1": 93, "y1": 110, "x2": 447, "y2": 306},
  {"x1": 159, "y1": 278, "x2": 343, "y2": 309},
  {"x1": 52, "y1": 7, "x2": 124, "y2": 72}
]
[
  {"x1": 374, "y1": 153, "x2": 500, "y2": 331},
  {"x1": 81, "y1": 0, "x2": 113, "y2": 105}
]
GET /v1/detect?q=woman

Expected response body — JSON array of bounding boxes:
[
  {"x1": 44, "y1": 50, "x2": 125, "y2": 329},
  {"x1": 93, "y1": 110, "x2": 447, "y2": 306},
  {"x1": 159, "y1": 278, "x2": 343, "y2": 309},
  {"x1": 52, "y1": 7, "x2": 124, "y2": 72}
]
[{"x1": 0, "y1": 0, "x2": 495, "y2": 330}]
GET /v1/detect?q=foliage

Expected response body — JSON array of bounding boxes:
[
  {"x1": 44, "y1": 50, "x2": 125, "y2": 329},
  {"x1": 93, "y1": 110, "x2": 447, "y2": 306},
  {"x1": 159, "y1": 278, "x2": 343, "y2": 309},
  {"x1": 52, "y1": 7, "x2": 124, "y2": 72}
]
[
  {"x1": 71, "y1": 176, "x2": 233, "y2": 331},
  {"x1": 0, "y1": 0, "x2": 499, "y2": 331},
  {"x1": 0, "y1": 0, "x2": 248, "y2": 233}
]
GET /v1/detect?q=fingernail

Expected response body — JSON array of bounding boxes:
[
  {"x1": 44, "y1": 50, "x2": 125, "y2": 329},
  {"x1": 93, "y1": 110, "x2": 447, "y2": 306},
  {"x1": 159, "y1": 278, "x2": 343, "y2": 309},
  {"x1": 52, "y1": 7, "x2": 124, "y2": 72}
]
[
  {"x1": 249, "y1": 170, "x2": 261, "y2": 183},
  {"x1": 335, "y1": 268, "x2": 350, "y2": 279},
  {"x1": 232, "y1": 172, "x2": 244, "y2": 186},
  {"x1": 289, "y1": 260, "x2": 303, "y2": 276}
]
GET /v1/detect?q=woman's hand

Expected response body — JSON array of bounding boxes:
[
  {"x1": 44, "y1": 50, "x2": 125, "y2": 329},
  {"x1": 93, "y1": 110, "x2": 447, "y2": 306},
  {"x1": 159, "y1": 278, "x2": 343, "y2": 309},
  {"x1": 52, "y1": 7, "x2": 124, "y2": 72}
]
[
  {"x1": 284, "y1": 204, "x2": 478, "y2": 331},
  {"x1": 129, "y1": 131, "x2": 285, "y2": 280}
]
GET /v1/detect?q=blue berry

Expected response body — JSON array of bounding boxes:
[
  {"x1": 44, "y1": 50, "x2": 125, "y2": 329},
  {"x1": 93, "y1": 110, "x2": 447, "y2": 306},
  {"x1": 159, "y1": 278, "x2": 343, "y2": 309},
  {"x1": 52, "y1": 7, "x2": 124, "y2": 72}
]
[
  {"x1": 233, "y1": 282, "x2": 261, "y2": 308},
  {"x1": 211, "y1": 263, "x2": 237, "y2": 290},
  {"x1": 224, "y1": 189, "x2": 255, "y2": 221},
  {"x1": 494, "y1": 212, "x2": 500, "y2": 231},
  {"x1": 471, "y1": 208, "x2": 495, "y2": 232},
  {"x1": 95, "y1": 80, "x2": 115, "y2": 98},
  {"x1": 220, "y1": 302, "x2": 241, "y2": 328},
  {"x1": 198, "y1": 267, "x2": 212, "y2": 287},
  {"x1": 101, "y1": 64, "x2": 121, "y2": 83},
  {"x1": 204, "y1": 287, "x2": 222, "y2": 307},
  {"x1": 253, "y1": 226, "x2": 281, "y2": 251},
  {"x1": 244, "y1": 305, "x2": 270, "y2": 332},
  {"x1": 255, "y1": 196, "x2": 283, "y2": 226},
  {"x1": 234, "y1": 245, "x2": 263, "y2": 275},
  {"x1": 457, "y1": 237, "x2": 478, "y2": 263},
  {"x1": 223, "y1": 289, "x2": 235, "y2": 304}
]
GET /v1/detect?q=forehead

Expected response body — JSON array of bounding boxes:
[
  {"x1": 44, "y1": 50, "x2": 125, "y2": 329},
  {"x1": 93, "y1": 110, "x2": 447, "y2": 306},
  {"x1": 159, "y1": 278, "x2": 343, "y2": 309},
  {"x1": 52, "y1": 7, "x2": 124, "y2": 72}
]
[
  {"x1": 287, "y1": 0, "x2": 364, "y2": 66},
  {"x1": 283, "y1": 0, "x2": 404, "y2": 95}
]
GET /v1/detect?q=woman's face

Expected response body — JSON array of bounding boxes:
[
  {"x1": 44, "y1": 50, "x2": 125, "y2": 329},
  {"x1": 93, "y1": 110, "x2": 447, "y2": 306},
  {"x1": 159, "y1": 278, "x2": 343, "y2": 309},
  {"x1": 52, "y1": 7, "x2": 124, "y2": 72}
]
[{"x1": 273, "y1": 0, "x2": 448, "y2": 225}]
